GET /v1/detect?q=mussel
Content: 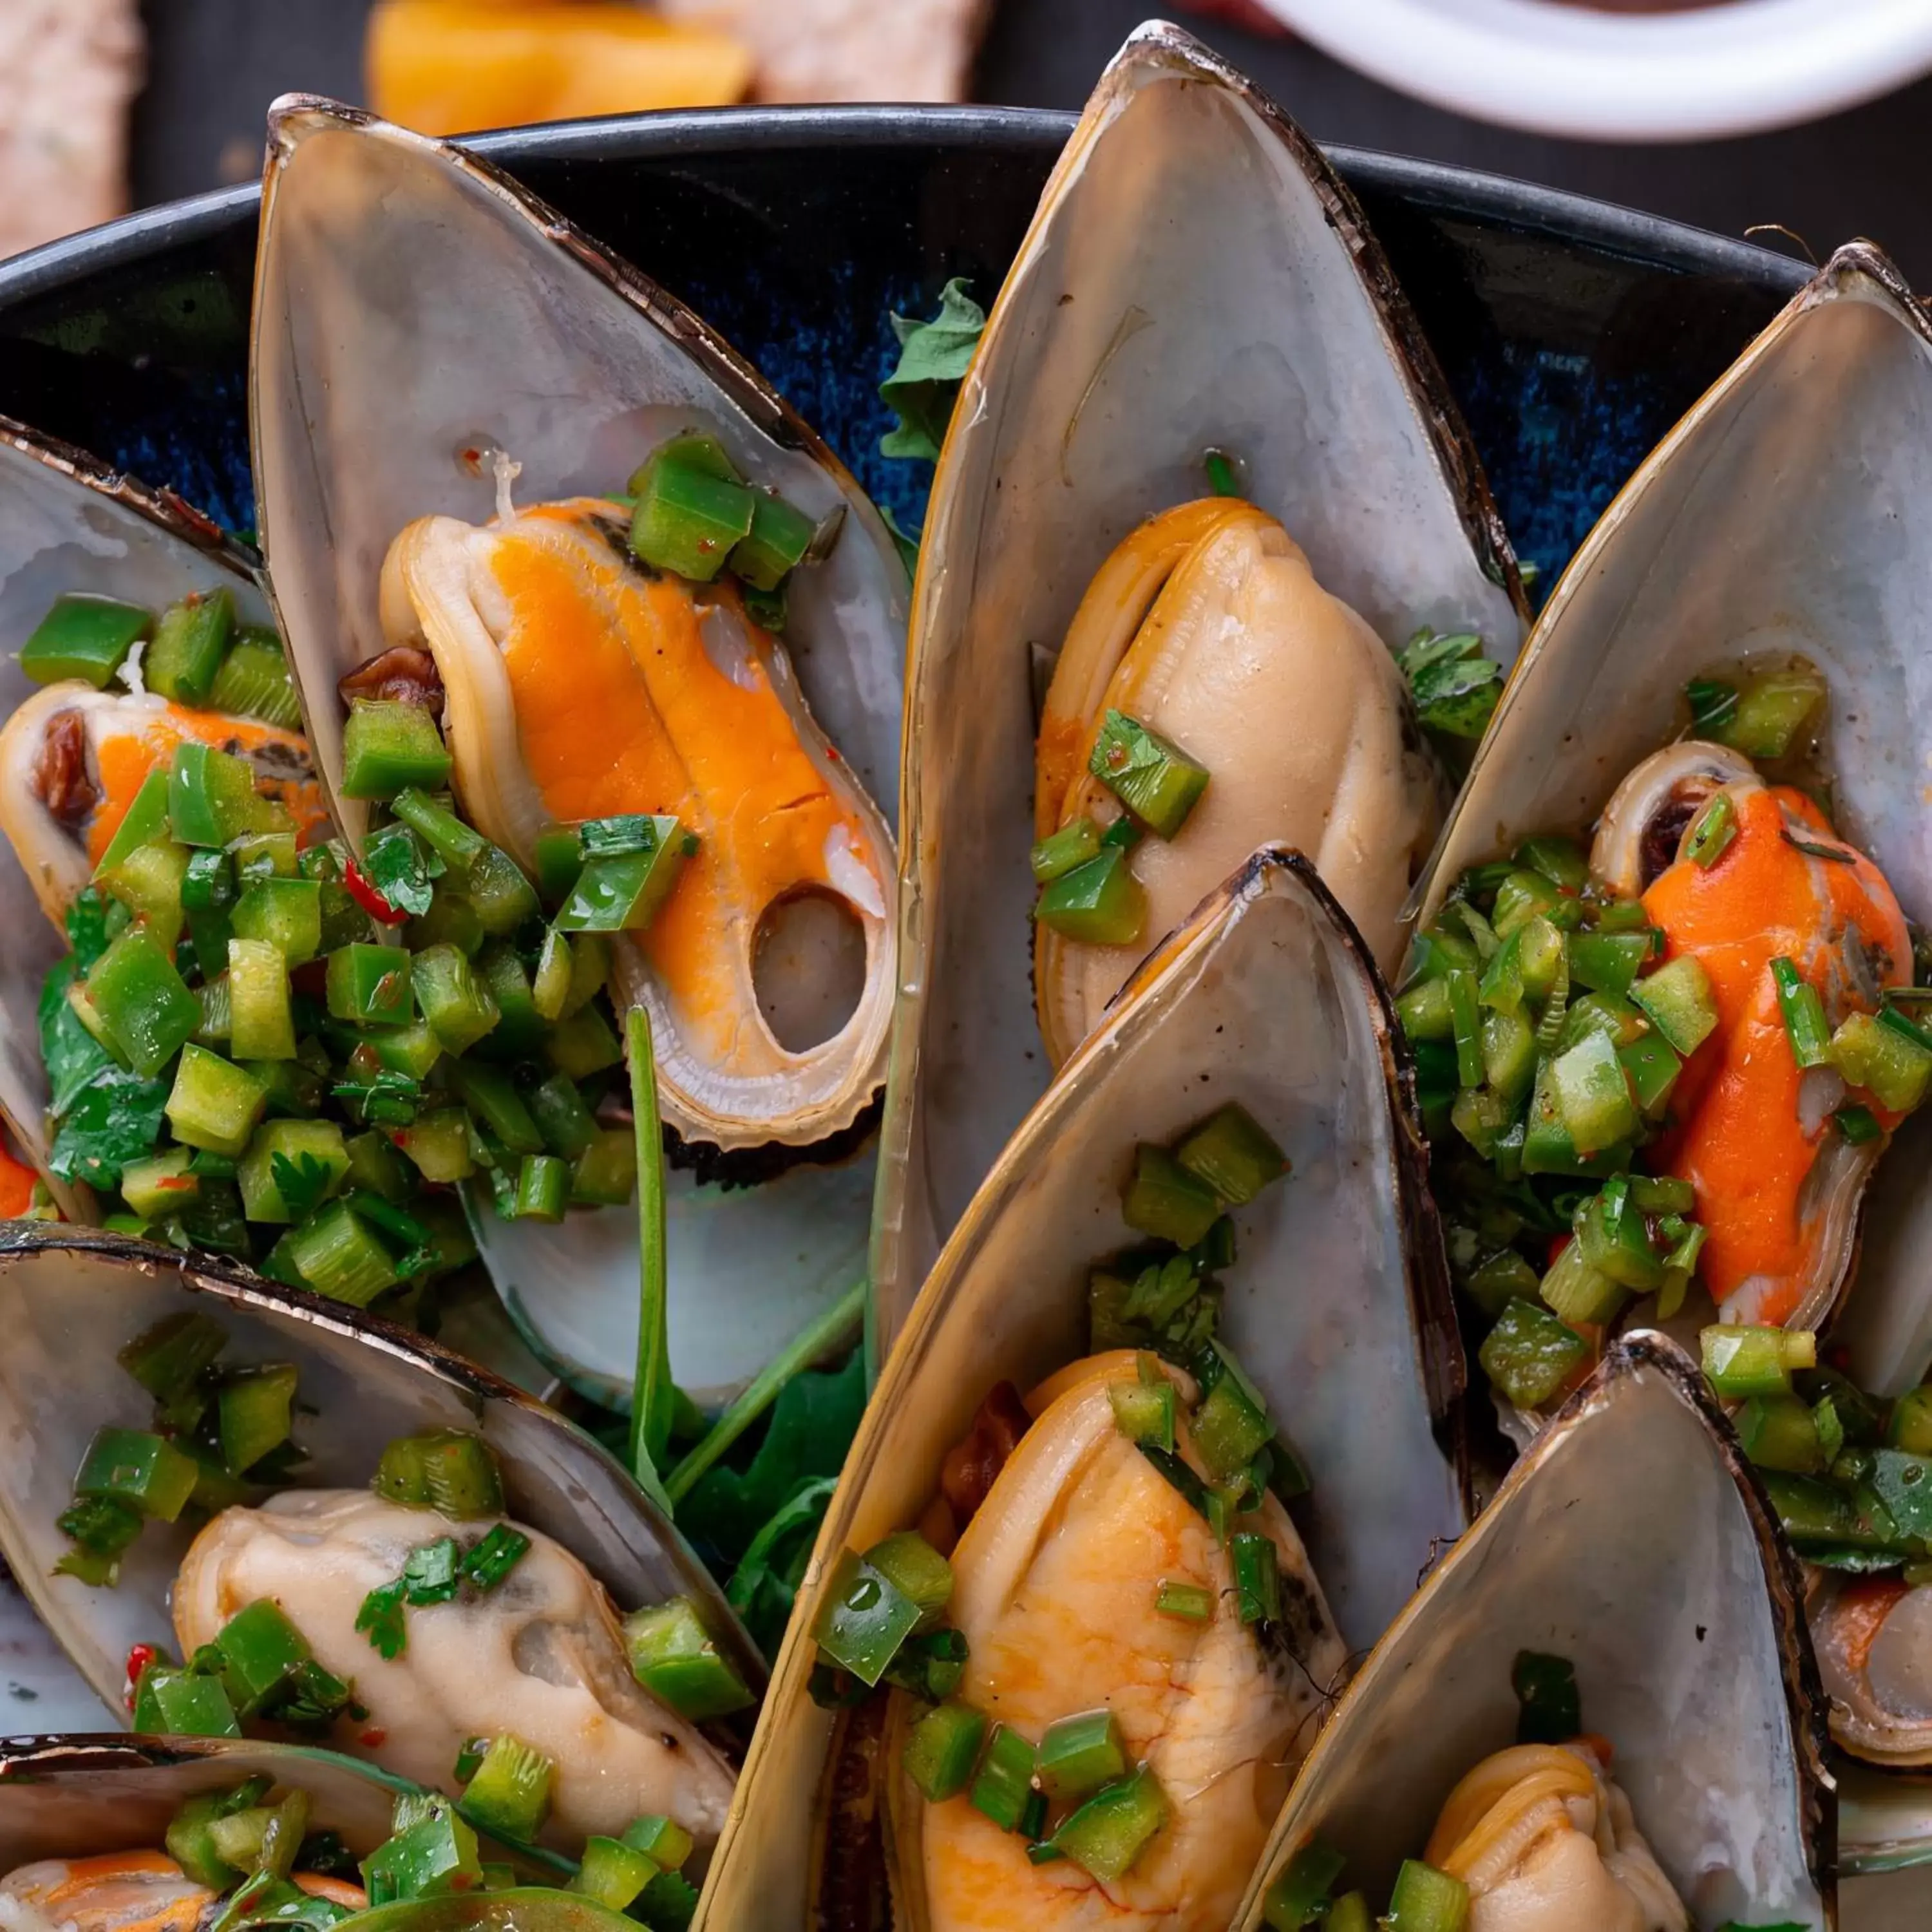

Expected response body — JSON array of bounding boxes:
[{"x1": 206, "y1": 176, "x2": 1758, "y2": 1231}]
[
  {"x1": 698, "y1": 847, "x2": 1468, "y2": 1930},
  {"x1": 249, "y1": 96, "x2": 907, "y2": 1399},
  {"x1": 1417, "y1": 242, "x2": 1932, "y2": 1379},
  {"x1": 1237, "y1": 1334, "x2": 1833, "y2": 1930},
  {"x1": 0, "y1": 1226, "x2": 759, "y2": 1857},
  {"x1": 873, "y1": 21, "x2": 1524, "y2": 1344},
  {"x1": 0, "y1": 1735, "x2": 681, "y2": 1931},
  {"x1": 0, "y1": 420, "x2": 305, "y2": 1220}
]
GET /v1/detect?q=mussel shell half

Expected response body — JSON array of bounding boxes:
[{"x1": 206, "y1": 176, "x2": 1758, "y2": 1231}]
[
  {"x1": 249, "y1": 98, "x2": 905, "y2": 1396},
  {"x1": 1412, "y1": 242, "x2": 1932, "y2": 1388},
  {"x1": 0, "y1": 1224, "x2": 762, "y2": 1719},
  {"x1": 0, "y1": 1735, "x2": 569, "y2": 1877},
  {"x1": 696, "y1": 846, "x2": 1468, "y2": 1929},
  {"x1": 0, "y1": 420, "x2": 272, "y2": 1217},
  {"x1": 873, "y1": 20, "x2": 1524, "y2": 1349},
  {"x1": 249, "y1": 95, "x2": 907, "y2": 855},
  {"x1": 1235, "y1": 1333, "x2": 1833, "y2": 1930}
]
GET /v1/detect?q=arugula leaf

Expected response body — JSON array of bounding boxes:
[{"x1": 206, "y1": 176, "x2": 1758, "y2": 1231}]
[
  {"x1": 726, "y1": 1473, "x2": 838, "y2": 1660},
  {"x1": 354, "y1": 1578, "x2": 408, "y2": 1659},
  {"x1": 677, "y1": 1349, "x2": 866, "y2": 1563},
  {"x1": 362, "y1": 820, "x2": 442, "y2": 920},
  {"x1": 270, "y1": 1150, "x2": 336, "y2": 1221},
  {"x1": 879, "y1": 278, "x2": 985, "y2": 463},
  {"x1": 878, "y1": 505, "x2": 921, "y2": 577}
]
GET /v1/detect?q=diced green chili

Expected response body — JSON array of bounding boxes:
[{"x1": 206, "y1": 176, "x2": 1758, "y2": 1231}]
[
  {"x1": 227, "y1": 936, "x2": 295, "y2": 1061},
  {"x1": 326, "y1": 943, "x2": 414, "y2": 1025},
  {"x1": 630, "y1": 453, "x2": 757, "y2": 582},
  {"x1": 85, "y1": 923, "x2": 200, "y2": 1076},
  {"x1": 134, "y1": 1663, "x2": 241, "y2": 1738},
  {"x1": 375, "y1": 1430, "x2": 505, "y2": 1518},
  {"x1": 359, "y1": 1804, "x2": 483, "y2": 1905},
  {"x1": 166, "y1": 1046, "x2": 269, "y2": 1157},
  {"x1": 1830, "y1": 1009, "x2": 1932, "y2": 1113},
  {"x1": 866, "y1": 1530, "x2": 954, "y2": 1631},
  {"x1": 238, "y1": 1119, "x2": 350, "y2": 1222},
  {"x1": 1031, "y1": 819, "x2": 1103, "y2": 884},
  {"x1": 208, "y1": 632, "x2": 302, "y2": 730},
  {"x1": 219, "y1": 1365, "x2": 299, "y2": 1475},
  {"x1": 232, "y1": 878, "x2": 323, "y2": 965},
  {"x1": 1036, "y1": 846, "x2": 1146, "y2": 947},
  {"x1": 1049, "y1": 1765, "x2": 1167, "y2": 1882},
  {"x1": 412, "y1": 943, "x2": 500, "y2": 1054},
  {"x1": 146, "y1": 591, "x2": 235, "y2": 706},
  {"x1": 730, "y1": 492, "x2": 818, "y2": 591},
  {"x1": 571, "y1": 1837, "x2": 657, "y2": 1913},
  {"x1": 1034, "y1": 1708, "x2": 1128, "y2": 1802},
  {"x1": 341, "y1": 699, "x2": 452, "y2": 800},
  {"x1": 1736, "y1": 1393, "x2": 1826, "y2": 1475},
  {"x1": 621, "y1": 1595, "x2": 755, "y2": 1719},
  {"x1": 1109, "y1": 1374, "x2": 1177, "y2": 1454},
  {"x1": 533, "y1": 826, "x2": 585, "y2": 905},
  {"x1": 120, "y1": 1146, "x2": 200, "y2": 1220},
  {"x1": 1264, "y1": 1840, "x2": 1347, "y2": 1931},
  {"x1": 213, "y1": 1598, "x2": 313, "y2": 1715},
  {"x1": 1481, "y1": 1299, "x2": 1588, "y2": 1409},
  {"x1": 167, "y1": 743, "x2": 266, "y2": 849},
  {"x1": 394, "y1": 1108, "x2": 473, "y2": 1183},
  {"x1": 554, "y1": 820, "x2": 690, "y2": 934},
  {"x1": 1121, "y1": 1142, "x2": 1222, "y2": 1248},
  {"x1": 1088, "y1": 710, "x2": 1211, "y2": 839},
  {"x1": 19, "y1": 592, "x2": 152, "y2": 687},
  {"x1": 1384, "y1": 1859, "x2": 1469, "y2": 1932},
  {"x1": 74, "y1": 1426, "x2": 199, "y2": 1520},
  {"x1": 460, "y1": 1735, "x2": 555, "y2": 1842},
  {"x1": 1720, "y1": 665, "x2": 1826, "y2": 761},
  {"x1": 1193, "y1": 1346, "x2": 1273, "y2": 1483},
  {"x1": 1548, "y1": 1031, "x2": 1636, "y2": 1156},
  {"x1": 545, "y1": 1003, "x2": 623, "y2": 1080},
  {"x1": 813, "y1": 1548, "x2": 922, "y2": 1686},
  {"x1": 1701, "y1": 1324, "x2": 1816, "y2": 1399},
  {"x1": 571, "y1": 1127, "x2": 637, "y2": 1207}
]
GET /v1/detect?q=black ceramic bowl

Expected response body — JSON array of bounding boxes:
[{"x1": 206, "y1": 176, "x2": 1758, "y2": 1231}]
[
  {"x1": 0, "y1": 106, "x2": 1804, "y2": 1728},
  {"x1": 0, "y1": 105, "x2": 1806, "y2": 591}
]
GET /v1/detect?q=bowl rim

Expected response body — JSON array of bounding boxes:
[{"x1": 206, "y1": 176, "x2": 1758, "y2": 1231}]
[
  {"x1": 0, "y1": 102, "x2": 1810, "y2": 315},
  {"x1": 1254, "y1": 0, "x2": 1932, "y2": 144}
]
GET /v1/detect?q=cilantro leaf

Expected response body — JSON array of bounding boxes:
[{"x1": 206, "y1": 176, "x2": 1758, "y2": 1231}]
[
  {"x1": 878, "y1": 278, "x2": 985, "y2": 463},
  {"x1": 1398, "y1": 629, "x2": 1503, "y2": 741},
  {"x1": 270, "y1": 1150, "x2": 337, "y2": 1221},
  {"x1": 677, "y1": 1350, "x2": 865, "y2": 1563},
  {"x1": 363, "y1": 820, "x2": 442, "y2": 920},
  {"x1": 39, "y1": 956, "x2": 113, "y2": 1117},
  {"x1": 401, "y1": 1537, "x2": 460, "y2": 1606},
  {"x1": 65, "y1": 887, "x2": 112, "y2": 972},
  {"x1": 355, "y1": 1578, "x2": 408, "y2": 1659},
  {"x1": 48, "y1": 1061, "x2": 169, "y2": 1189}
]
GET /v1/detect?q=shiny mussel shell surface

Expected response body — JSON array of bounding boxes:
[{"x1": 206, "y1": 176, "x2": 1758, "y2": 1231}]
[
  {"x1": 1237, "y1": 1333, "x2": 1833, "y2": 1930},
  {"x1": 873, "y1": 19, "x2": 1522, "y2": 1347},
  {"x1": 698, "y1": 846, "x2": 1468, "y2": 1930}
]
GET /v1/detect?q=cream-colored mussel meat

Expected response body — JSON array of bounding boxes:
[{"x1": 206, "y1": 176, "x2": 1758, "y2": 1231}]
[{"x1": 1033, "y1": 498, "x2": 1439, "y2": 1064}]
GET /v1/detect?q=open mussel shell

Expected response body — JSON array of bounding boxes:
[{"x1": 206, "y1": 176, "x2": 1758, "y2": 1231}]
[
  {"x1": 0, "y1": 1734, "x2": 570, "y2": 1877},
  {"x1": 873, "y1": 19, "x2": 1523, "y2": 1348},
  {"x1": 250, "y1": 96, "x2": 905, "y2": 1399},
  {"x1": 1416, "y1": 241, "x2": 1932, "y2": 1378},
  {"x1": 0, "y1": 421, "x2": 273, "y2": 1219},
  {"x1": 0, "y1": 1224, "x2": 762, "y2": 1746},
  {"x1": 1236, "y1": 1332, "x2": 1833, "y2": 1929},
  {"x1": 696, "y1": 846, "x2": 1468, "y2": 1928}
]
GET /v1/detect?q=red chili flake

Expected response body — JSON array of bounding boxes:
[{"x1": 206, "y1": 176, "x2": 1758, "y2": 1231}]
[
  {"x1": 343, "y1": 859, "x2": 404, "y2": 925},
  {"x1": 826, "y1": 746, "x2": 839, "y2": 762},
  {"x1": 1547, "y1": 1232, "x2": 1574, "y2": 1267},
  {"x1": 360, "y1": 1727, "x2": 388, "y2": 1748},
  {"x1": 156, "y1": 1175, "x2": 196, "y2": 1192},
  {"x1": 124, "y1": 1642, "x2": 160, "y2": 1709}
]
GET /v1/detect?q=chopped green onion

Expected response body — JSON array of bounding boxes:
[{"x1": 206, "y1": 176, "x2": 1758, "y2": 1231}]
[
  {"x1": 1121, "y1": 1142, "x2": 1222, "y2": 1249},
  {"x1": 904, "y1": 1700, "x2": 988, "y2": 1803},
  {"x1": 1109, "y1": 1374, "x2": 1177, "y2": 1454},
  {"x1": 1769, "y1": 957, "x2": 1831, "y2": 1068},
  {"x1": 146, "y1": 591, "x2": 235, "y2": 706},
  {"x1": 74, "y1": 1426, "x2": 199, "y2": 1520},
  {"x1": 1230, "y1": 1531, "x2": 1281, "y2": 1625},
  {"x1": 1173, "y1": 1102, "x2": 1287, "y2": 1206},
  {"x1": 1384, "y1": 1858, "x2": 1469, "y2": 1932},
  {"x1": 865, "y1": 1530, "x2": 954, "y2": 1632},
  {"x1": 1264, "y1": 1839, "x2": 1347, "y2": 1930},
  {"x1": 374, "y1": 1430, "x2": 506, "y2": 1518},
  {"x1": 1155, "y1": 1578, "x2": 1215, "y2": 1622},
  {"x1": 1036, "y1": 1708, "x2": 1129, "y2": 1801},
  {"x1": 1685, "y1": 792, "x2": 1738, "y2": 867},
  {"x1": 969, "y1": 1723, "x2": 1036, "y2": 1832},
  {"x1": 623, "y1": 1595, "x2": 755, "y2": 1719},
  {"x1": 1030, "y1": 818, "x2": 1103, "y2": 885},
  {"x1": 1480, "y1": 1300, "x2": 1588, "y2": 1410},
  {"x1": 218, "y1": 1364, "x2": 298, "y2": 1474}
]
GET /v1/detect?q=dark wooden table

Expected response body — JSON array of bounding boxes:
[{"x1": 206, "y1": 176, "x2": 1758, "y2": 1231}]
[{"x1": 136, "y1": 0, "x2": 1932, "y2": 282}]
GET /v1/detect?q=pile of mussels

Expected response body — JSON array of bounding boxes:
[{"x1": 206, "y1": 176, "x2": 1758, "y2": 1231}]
[{"x1": 1, "y1": 19, "x2": 1931, "y2": 1932}]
